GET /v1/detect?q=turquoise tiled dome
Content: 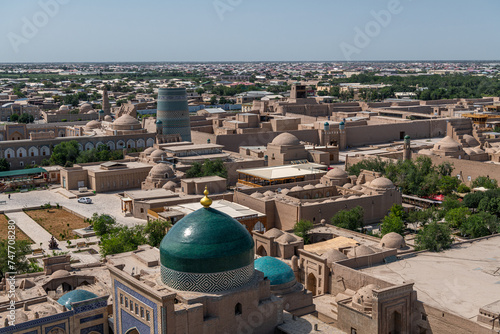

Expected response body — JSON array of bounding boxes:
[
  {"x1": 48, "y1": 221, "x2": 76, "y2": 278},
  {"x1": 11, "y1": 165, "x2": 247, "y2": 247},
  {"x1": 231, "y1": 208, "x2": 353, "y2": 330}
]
[
  {"x1": 255, "y1": 256, "x2": 295, "y2": 286},
  {"x1": 160, "y1": 207, "x2": 254, "y2": 274},
  {"x1": 57, "y1": 290, "x2": 98, "y2": 310}
]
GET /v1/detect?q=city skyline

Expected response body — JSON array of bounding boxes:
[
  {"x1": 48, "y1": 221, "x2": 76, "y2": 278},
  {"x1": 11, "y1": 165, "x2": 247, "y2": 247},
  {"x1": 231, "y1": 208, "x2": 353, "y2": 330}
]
[{"x1": 1, "y1": 0, "x2": 499, "y2": 63}]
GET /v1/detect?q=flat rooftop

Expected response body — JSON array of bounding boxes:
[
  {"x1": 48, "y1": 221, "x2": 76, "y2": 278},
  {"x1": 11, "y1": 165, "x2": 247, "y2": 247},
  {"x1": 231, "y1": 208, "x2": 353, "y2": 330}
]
[
  {"x1": 170, "y1": 199, "x2": 265, "y2": 219},
  {"x1": 360, "y1": 236, "x2": 500, "y2": 320},
  {"x1": 237, "y1": 163, "x2": 327, "y2": 181},
  {"x1": 81, "y1": 160, "x2": 152, "y2": 172},
  {"x1": 164, "y1": 143, "x2": 223, "y2": 152}
]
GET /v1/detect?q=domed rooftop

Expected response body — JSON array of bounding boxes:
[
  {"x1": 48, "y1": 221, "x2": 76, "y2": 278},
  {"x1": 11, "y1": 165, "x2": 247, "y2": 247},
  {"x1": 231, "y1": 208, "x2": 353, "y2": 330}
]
[
  {"x1": 149, "y1": 163, "x2": 175, "y2": 179},
  {"x1": 370, "y1": 177, "x2": 395, "y2": 190},
  {"x1": 271, "y1": 133, "x2": 300, "y2": 146},
  {"x1": 303, "y1": 184, "x2": 315, "y2": 190},
  {"x1": 114, "y1": 114, "x2": 140, "y2": 126},
  {"x1": 326, "y1": 168, "x2": 348, "y2": 179},
  {"x1": 32, "y1": 304, "x2": 57, "y2": 317},
  {"x1": 380, "y1": 232, "x2": 406, "y2": 249},
  {"x1": 150, "y1": 149, "x2": 166, "y2": 159},
  {"x1": 57, "y1": 290, "x2": 98, "y2": 310},
  {"x1": 80, "y1": 103, "x2": 93, "y2": 113},
  {"x1": 347, "y1": 245, "x2": 375, "y2": 258},
  {"x1": 343, "y1": 183, "x2": 354, "y2": 189},
  {"x1": 162, "y1": 181, "x2": 177, "y2": 191},
  {"x1": 264, "y1": 190, "x2": 275, "y2": 197},
  {"x1": 275, "y1": 233, "x2": 298, "y2": 244},
  {"x1": 264, "y1": 228, "x2": 284, "y2": 238},
  {"x1": 104, "y1": 115, "x2": 112, "y2": 122},
  {"x1": 85, "y1": 120, "x2": 100, "y2": 130},
  {"x1": 59, "y1": 105, "x2": 69, "y2": 111},
  {"x1": 254, "y1": 257, "x2": 295, "y2": 286},
  {"x1": 315, "y1": 183, "x2": 326, "y2": 188},
  {"x1": 15, "y1": 311, "x2": 28, "y2": 323},
  {"x1": 143, "y1": 147, "x2": 156, "y2": 155},
  {"x1": 50, "y1": 270, "x2": 70, "y2": 279},
  {"x1": 160, "y1": 190, "x2": 255, "y2": 292},
  {"x1": 463, "y1": 134, "x2": 480, "y2": 147},
  {"x1": 322, "y1": 249, "x2": 348, "y2": 264},
  {"x1": 433, "y1": 136, "x2": 462, "y2": 152},
  {"x1": 290, "y1": 186, "x2": 304, "y2": 192},
  {"x1": 353, "y1": 284, "x2": 376, "y2": 307},
  {"x1": 352, "y1": 185, "x2": 363, "y2": 191},
  {"x1": 251, "y1": 192, "x2": 264, "y2": 199}
]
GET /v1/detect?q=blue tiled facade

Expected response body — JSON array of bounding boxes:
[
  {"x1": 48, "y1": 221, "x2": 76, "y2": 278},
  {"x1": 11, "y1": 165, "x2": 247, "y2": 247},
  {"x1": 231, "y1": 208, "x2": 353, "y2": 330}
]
[
  {"x1": 45, "y1": 323, "x2": 65, "y2": 334},
  {"x1": 121, "y1": 310, "x2": 150, "y2": 334},
  {"x1": 80, "y1": 313, "x2": 104, "y2": 324},
  {"x1": 80, "y1": 323, "x2": 104, "y2": 334},
  {"x1": 114, "y1": 280, "x2": 158, "y2": 334}
]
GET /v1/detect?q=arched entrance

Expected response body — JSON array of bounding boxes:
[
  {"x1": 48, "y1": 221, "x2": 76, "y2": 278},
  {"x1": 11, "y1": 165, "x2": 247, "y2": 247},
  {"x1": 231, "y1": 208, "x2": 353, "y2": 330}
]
[
  {"x1": 126, "y1": 329, "x2": 139, "y2": 334},
  {"x1": 256, "y1": 245, "x2": 267, "y2": 257},
  {"x1": 389, "y1": 311, "x2": 402, "y2": 334},
  {"x1": 307, "y1": 273, "x2": 317, "y2": 296}
]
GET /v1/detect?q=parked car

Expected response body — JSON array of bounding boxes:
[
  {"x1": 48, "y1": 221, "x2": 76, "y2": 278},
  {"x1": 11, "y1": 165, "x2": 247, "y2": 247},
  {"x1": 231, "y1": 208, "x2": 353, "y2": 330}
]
[{"x1": 78, "y1": 197, "x2": 92, "y2": 204}]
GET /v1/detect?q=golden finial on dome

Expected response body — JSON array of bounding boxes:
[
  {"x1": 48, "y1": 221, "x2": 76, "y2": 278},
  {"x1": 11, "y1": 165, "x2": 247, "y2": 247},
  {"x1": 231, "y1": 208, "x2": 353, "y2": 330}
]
[{"x1": 200, "y1": 186, "x2": 212, "y2": 208}]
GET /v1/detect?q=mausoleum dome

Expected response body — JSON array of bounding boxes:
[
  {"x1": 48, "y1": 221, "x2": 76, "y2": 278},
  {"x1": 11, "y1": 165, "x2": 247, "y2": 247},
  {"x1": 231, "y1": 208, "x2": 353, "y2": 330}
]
[
  {"x1": 370, "y1": 177, "x2": 395, "y2": 190},
  {"x1": 433, "y1": 136, "x2": 462, "y2": 152},
  {"x1": 57, "y1": 290, "x2": 98, "y2": 310},
  {"x1": 149, "y1": 163, "x2": 175, "y2": 179},
  {"x1": 271, "y1": 133, "x2": 300, "y2": 146},
  {"x1": 160, "y1": 189, "x2": 255, "y2": 292},
  {"x1": 254, "y1": 257, "x2": 295, "y2": 286},
  {"x1": 380, "y1": 232, "x2": 406, "y2": 249},
  {"x1": 326, "y1": 168, "x2": 348, "y2": 179}
]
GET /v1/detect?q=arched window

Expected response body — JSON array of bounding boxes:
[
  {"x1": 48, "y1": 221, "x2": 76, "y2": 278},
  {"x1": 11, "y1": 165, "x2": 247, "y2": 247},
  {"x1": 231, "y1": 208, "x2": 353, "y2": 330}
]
[{"x1": 235, "y1": 303, "x2": 242, "y2": 316}]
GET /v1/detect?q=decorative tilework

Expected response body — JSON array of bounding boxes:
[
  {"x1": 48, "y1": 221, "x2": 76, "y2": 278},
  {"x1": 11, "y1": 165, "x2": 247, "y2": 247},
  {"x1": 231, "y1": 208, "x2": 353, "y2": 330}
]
[
  {"x1": 72, "y1": 299, "x2": 107, "y2": 314},
  {"x1": 80, "y1": 313, "x2": 104, "y2": 324},
  {"x1": 0, "y1": 312, "x2": 71, "y2": 333},
  {"x1": 45, "y1": 322, "x2": 65, "y2": 334},
  {"x1": 121, "y1": 309, "x2": 150, "y2": 334},
  {"x1": 114, "y1": 280, "x2": 158, "y2": 334},
  {"x1": 161, "y1": 263, "x2": 254, "y2": 293},
  {"x1": 80, "y1": 323, "x2": 104, "y2": 334},
  {"x1": 158, "y1": 95, "x2": 186, "y2": 101}
]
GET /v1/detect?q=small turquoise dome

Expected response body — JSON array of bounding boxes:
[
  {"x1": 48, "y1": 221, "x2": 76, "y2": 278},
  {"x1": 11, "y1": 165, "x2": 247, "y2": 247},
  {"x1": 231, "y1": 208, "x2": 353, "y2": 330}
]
[
  {"x1": 57, "y1": 290, "x2": 98, "y2": 310},
  {"x1": 404, "y1": 135, "x2": 410, "y2": 140},
  {"x1": 160, "y1": 207, "x2": 254, "y2": 274},
  {"x1": 255, "y1": 257, "x2": 295, "y2": 286},
  {"x1": 339, "y1": 121, "x2": 345, "y2": 125},
  {"x1": 98, "y1": 109, "x2": 104, "y2": 114},
  {"x1": 324, "y1": 122, "x2": 329, "y2": 126},
  {"x1": 156, "y1": 119, "x2": 163, "y2": 125}
]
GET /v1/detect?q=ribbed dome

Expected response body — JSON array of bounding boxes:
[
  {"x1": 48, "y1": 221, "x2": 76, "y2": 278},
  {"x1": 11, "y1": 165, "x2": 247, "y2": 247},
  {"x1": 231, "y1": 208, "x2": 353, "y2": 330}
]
[
  {"x1": 370, "y1": 177, "x2": 395, "y2": 190},
  {"x1": 271, "y1": 133, "x2": 300, "y2": 146},
  {"x1": 160, "y1": 207, "x2": 254, "y2": 285},
  {"x1": 254, "y1": 257, "x2": 295, "y2": 286},
  {"x1": 57, "y1": 290, "x2": 98, "y2": 310},
  {"x1": 303, "y1": 184, "x2": 315, "y2": 190},
  {"x1": 149, "y1": 163, "x2": 175, "y2": 179},
  {"x1": 326, "y1": 168, "x2": 348, "y2": 179}
]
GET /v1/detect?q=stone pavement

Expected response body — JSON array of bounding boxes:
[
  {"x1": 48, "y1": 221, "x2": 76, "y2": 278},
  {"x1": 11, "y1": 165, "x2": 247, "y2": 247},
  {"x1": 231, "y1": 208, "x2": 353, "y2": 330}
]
[
  {"x1": 7, "y1": 211, "x2": 68, "y2": 253},
  {"x1": 0, "y1": 188, "x2": 145, "y2": 227}
]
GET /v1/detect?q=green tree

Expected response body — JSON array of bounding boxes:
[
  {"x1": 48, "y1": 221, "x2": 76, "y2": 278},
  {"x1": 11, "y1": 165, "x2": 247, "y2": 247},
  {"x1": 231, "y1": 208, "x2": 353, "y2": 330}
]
[
  {"x1": 471, "y1": 176, "x2": 498, "y2": 189},
  {"x1": 99, "y1": 225, "x2": 147, "y2": 257},
  {"x1": 407, "y1": 208, "x2": 438, "y2": 226},
  {"x1": 460, "y1": 212, "x2": 499, "y2": 238},
  {"x1": 463, "y1": 191, "x2": 485, "y2": 210},
  {"x1": 444, "y1": 207, "x2": 470, "y2": 229},
  {"x1": 10, "y1": 114, "x2": 19, "y2": 122},
  {"x1": 438, "y1": 176, "x2": 460, "y2": 195},
  {"x1": 0, "y1": 240, "x2": 38, "y2": 278},
  {"x1": 144, "y1": 219, "x2": 171, "y2": 247},
  {"x1": 330, "y1": 206, "x2": 364, "y2": 231},
  {"x1": 185, "y1": 159, "x2": 227, "y2": 179},
  {"x1": 457, "y1": 184, "x2": 471, "y2": 193},
  {"x1": 18, "y1": 114, "x2": 34, "y2": 124},
  {"x1": 478, "y1": 196, "x2": 500, "y2": 216},
  {"x1": 415, "y1": 222, "x2": 453, "y2": 252},
  {"x1": 0, "y1": 158, "x2": 9, "y2": 172},
  {"x1": 293, "y1": 219, "x2": 314, "y2": 244},
  {"x1": 50, "y1": 140, "x2": 80, "y2": 166},
  {"x1": 90, "y1": 213, "x2": 116, "y2": 236},
  {"x1": 380, "y1": 204, "x2": 405, "y2": 236}
]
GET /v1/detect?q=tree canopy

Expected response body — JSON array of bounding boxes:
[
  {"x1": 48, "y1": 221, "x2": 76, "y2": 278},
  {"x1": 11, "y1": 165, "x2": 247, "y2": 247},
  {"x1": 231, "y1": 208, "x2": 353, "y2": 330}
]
[
  {"x1": 185, "y1": 159, "x2": 227, "y2": 179},
  {"x1": 293, "y1": 219, "x2": 314, "y2": 245},
  {"x1": 330, "y1": 206, "x2": 364, "y2": 231},
  {"x1": 415, "y1": 222, "x2": 453, "y2": 252},
  {"x1": 380, "y1": 204, "x2": 406, "y2": 236}
]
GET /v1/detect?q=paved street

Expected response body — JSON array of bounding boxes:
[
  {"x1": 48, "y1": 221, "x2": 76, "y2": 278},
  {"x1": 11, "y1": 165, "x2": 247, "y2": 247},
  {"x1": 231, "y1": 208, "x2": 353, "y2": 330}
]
[{"x1": 0, "y1": 188, "x2": 145, "y2": 227}]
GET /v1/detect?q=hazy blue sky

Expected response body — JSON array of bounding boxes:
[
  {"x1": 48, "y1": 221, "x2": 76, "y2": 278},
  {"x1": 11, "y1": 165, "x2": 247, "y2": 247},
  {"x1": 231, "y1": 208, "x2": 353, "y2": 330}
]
[{"x1": 1, "y1": 0, "x2": 499, "y2": 62}]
